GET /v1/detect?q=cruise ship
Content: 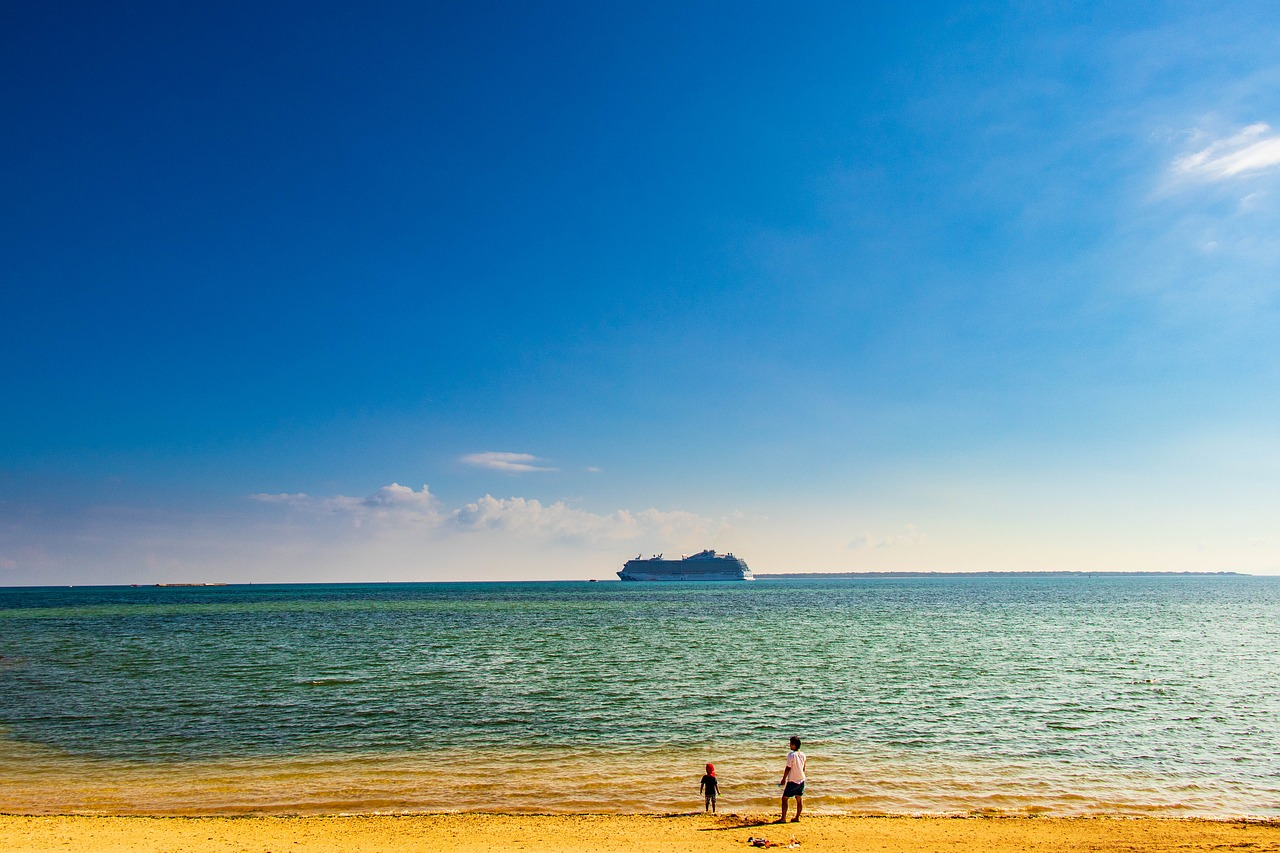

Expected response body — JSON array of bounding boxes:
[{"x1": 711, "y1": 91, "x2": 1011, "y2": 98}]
[{"x1": 617, "y1": 550, "x2": 753, "y2": 581}]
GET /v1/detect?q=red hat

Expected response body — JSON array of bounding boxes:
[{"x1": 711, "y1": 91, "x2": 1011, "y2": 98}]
[{"x1": 706, "y1": 763, "x2": 716, "y2": 775}]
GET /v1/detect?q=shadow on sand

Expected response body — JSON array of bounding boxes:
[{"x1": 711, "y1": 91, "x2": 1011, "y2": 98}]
[{"x1": 694, "y1": 814, "x2": 788, "y2": 832}]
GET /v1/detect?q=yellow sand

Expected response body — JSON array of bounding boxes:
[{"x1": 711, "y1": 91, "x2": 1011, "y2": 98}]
[{"x1": 0, "y1": 813, "x2": 1276, "y2": 852}]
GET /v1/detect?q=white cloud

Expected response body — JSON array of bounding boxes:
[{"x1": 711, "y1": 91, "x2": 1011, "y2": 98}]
[
  {"x1": 460, "y1": 451, "x2": 558, "y2": 473},
  {"x1": 848, "y1": 524, "x2": 926, "y2": 550},
  {"x1": 1174, "y1": 123, "x2": 1280, "y2": 181}
]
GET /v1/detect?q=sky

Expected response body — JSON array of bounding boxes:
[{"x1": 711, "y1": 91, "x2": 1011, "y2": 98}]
[{"x1": 3, "y1": 1, "x2": 1279, "y2": 584}]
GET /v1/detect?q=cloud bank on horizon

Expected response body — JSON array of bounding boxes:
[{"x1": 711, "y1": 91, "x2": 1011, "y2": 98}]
[
  {"x1": 252, "y1": 483, "x2": 711, "y2": 544},
  {"x1": 2, "y1": 2, "x2": 1279, "y2": 583},
  {"x1": 0, "y1": 484, "x2": 729, "y2": 585}
]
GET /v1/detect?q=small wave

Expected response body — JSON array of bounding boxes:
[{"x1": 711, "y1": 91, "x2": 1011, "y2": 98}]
[{"x1": 299, "y1": 678, "x2": 363, "y2": 686}]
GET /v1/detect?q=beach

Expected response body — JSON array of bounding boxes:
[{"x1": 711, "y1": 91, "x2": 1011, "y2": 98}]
[{"x1": 1, "y1": 814, "x2": 1277, "y2": 852}]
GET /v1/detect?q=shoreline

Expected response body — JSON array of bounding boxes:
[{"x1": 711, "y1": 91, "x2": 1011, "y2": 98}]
[{"x1": 1, "y1": 814, "x2": 1277, "y2": 853}]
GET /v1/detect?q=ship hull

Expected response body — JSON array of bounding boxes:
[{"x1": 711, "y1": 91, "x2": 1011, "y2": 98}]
[{"x1": 617, "y1": 569, "x2": 754, "y2": 581}]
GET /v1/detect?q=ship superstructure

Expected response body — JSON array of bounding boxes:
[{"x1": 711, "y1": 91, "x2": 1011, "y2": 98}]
[{"x1": 616, "y1": 550, "x2": 753, "y2": 581}]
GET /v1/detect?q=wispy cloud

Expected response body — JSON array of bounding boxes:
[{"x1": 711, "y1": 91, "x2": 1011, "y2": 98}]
[
  {"x1": 1174, "y1": 123, "x2": 1280, "y2": 181},
  {"x1": 460, "y1": 451, "x2": 557, "y2": 473}
]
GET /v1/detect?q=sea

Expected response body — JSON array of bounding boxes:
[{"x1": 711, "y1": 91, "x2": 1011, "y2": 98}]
[{"x1": 0, "y1": 575, "x2": 1276, "y2": 816}]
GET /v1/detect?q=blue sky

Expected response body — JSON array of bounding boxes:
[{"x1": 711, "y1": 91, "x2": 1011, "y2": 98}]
[{"x1": 3, "y1": 1, "x2": 1279, "y2": 583}]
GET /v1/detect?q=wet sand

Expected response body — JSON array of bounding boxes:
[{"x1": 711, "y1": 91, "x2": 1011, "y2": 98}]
[{"x1": 0, "y1": 813, "x2": 1276, "y2": 852}]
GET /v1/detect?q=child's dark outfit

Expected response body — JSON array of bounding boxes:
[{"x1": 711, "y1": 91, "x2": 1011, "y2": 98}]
[{"x1": 700, "y1": 763, "x2": 719, "y2": 813}]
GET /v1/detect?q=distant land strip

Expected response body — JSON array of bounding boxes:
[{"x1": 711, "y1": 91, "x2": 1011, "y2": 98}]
[{"x1": 754, "y1": 570, "x2": 1248, "y2": 579}]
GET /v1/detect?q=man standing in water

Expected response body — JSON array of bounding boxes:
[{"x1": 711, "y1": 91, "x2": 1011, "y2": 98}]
[{"x1": 778, "y1": 735, "x2": 806, "y2": 823}]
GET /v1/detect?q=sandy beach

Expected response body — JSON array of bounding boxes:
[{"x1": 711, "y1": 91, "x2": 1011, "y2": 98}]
[{"x1": 0, "y1": 813, "x2": 1276, "y2": 853}]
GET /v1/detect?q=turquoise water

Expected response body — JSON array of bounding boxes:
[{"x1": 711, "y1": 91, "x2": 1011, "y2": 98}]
[{"x1": 0, "y1": 576, "x2": 1277, "y2": 815}]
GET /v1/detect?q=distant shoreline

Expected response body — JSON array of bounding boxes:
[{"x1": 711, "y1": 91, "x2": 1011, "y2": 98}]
[{"x1": 754, "y1": 570, "x2": 1249, "y2": 578}]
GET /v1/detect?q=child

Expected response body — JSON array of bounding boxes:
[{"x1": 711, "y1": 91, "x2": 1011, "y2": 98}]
[{"x1": 700, "y1": 762, "x2": 719, "y2": 813}]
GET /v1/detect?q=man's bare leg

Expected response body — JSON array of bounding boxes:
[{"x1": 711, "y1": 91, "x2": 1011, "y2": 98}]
[
  {"x1": 780, "y1": 794, "x2": 789, "y2": 823},
  {"x1": 791, "y1": 795, "x2": 803, "y2": 822}
]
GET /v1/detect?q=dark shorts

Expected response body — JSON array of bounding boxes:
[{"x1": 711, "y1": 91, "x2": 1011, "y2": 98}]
[{"x1": 783, "y1": 781, "x2": 805, "y2": 798}]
